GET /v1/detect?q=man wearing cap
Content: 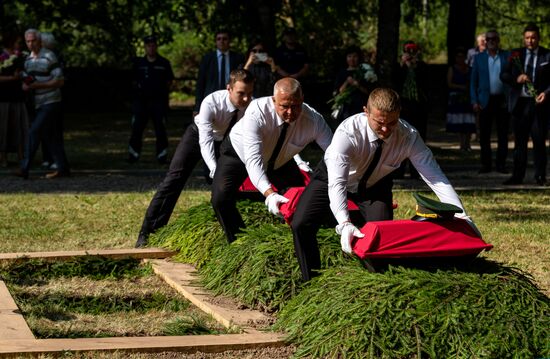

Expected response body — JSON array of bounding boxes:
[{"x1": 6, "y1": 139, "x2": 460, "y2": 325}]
[
  {"x1": 128, "y1": 35, "x2": 174, "y2": 164},
  {"x1": 211, "y1": 77, "x2": 333, "y2": 243},
  {"x1": 291, "y1": 88, "x2": 478, "y2": 281},
  {"x1": 135, "y1": 69, "x2": 255, "y2": 248}
]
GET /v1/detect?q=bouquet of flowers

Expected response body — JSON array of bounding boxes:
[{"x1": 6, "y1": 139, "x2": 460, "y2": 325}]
[
  {"x1": 509, "y1": 50, "x2": 537, "y2": 99},
  {"x1": 0, "y1": 50, "x2": 26, "y2": 75},
  {"x1": 328, "y1": 63, "x2": 378, "y2": 118}
]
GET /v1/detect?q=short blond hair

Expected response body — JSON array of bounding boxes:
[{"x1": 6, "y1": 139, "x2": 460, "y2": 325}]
[{"x1": 367, "y1": 88, "x2": 401, "y2": 113}]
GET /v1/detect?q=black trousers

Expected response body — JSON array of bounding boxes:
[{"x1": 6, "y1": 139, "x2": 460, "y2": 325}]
[
  {"x1": 511, "y1": 98, "x2": 548, "y2": 180},
  {"x1": 291, "y1": 161, "x2": 394, "y2": 281},
  {"x1": 479, "y1": 95, "x2": 509, "y2": 170},
  {"x1": 211, "y1": 139, "x2": 305, "y2": 243},
  {"x1": 139, "y1": 124, "x2": 218, "y2": 235},
  {"x1": 129, "y1": 98, "x2": 168, "y2": 157}
]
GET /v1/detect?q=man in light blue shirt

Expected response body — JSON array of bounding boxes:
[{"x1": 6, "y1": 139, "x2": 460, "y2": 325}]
[{"x1": 470, "y1": 30, "x2": 510, "y2": 174}]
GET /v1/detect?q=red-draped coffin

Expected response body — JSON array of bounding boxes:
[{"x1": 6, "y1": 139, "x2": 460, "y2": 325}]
[{"x1": 353, "y1": 219, "x2": 492, "y2": 259}]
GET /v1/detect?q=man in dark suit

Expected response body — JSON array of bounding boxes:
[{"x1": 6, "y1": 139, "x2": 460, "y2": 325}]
[
  {"x1": 470, "y1": 30, "x2": 510, "y2": 174},
  {"x1": 194, "y1": 30, "x2": 245, "y2": 115},
  {"x1": 500, "y1": 24, "x2": 550, "y2": 186}
]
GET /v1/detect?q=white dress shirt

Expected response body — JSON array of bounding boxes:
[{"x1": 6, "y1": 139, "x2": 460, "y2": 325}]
[
  {"x1": 194, "y1": 89, "x2": 243, "y2": 173},
  {"x1": 325, "y1": 113, "x2": 466, "y2": 224},
  {"x1": 229, "y1": 96, "x2": 333, "y2": 194}
]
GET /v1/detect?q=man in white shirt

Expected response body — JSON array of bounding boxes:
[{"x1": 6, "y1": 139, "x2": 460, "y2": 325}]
[
  {"x1": 135, "y1": 69, "x2": 254, "y2": 247},
  {"x1": 291, "y1": 88, "x2": 477, "y2": 281},
  {"x1": 211, "y1": 77, "x2": 333, "y2": 243}
]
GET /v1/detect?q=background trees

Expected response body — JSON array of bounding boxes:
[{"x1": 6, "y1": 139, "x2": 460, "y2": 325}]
[{"x1": 2, "y1": 0, "x2": 549, "y2": 89}]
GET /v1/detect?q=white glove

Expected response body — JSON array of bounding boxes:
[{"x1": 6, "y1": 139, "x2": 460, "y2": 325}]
[
  {"x1": 264, "y1": 192, "x2": 289, "y2": 216},
  {"x1": 209, "y1": 166, "x2": 216, "y2": 179},
  {"x1": 297, "y1": 161, "x2": 312, "y2": 173},
  {"x1": 335, "y1": 222, "x2": 364, "y2": 254}
]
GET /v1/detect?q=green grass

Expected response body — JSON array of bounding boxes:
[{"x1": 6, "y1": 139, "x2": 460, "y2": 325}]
[{"x1": 0, "y1": 257, "x2": 230, "y2": 339}]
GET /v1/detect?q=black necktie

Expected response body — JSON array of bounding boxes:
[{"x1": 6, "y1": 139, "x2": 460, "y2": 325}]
[
  {"x1": 358, "y1": 139, "x2": 384, "y2": 197},
  {"x1": 267, "y1": 122, "x2": 289, "y2": 172},
  {"x1": 525, "y1": 50, "x2": 535, "y2": 93},
  {"x1": 222, "y1": 109, "x2": 239, "y2": 141},
  {"x1": 525, "y1": 50, "x2": 535, "y2": 79},
  {"x1": 220, "y1": 53, "x2": 226, "y2": 89}
]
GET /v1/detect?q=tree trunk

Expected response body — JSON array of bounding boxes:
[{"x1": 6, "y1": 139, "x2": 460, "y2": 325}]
[
  {"x1": 376, "y1": 0, "x2": 401, "y2": 88},
  {"x1": 447, "y1": 0, "x2": 476, "y2": 63}
]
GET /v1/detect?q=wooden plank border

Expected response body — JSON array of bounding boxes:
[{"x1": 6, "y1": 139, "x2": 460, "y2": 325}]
[{"x1": 0, "y1": 250, "x2": 286, "y2": 357}]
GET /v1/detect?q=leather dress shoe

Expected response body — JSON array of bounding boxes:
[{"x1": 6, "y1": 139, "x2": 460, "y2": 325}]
[
  {"x1": 496, "y1": 166, "x2": 509, "y2": 174},
  {"x1": 45, "y1": 170, "x2": 71, "y2": 179},
  {"x1": 503, "y1": 177, "x2": 522, "y2": 185},
  {"x1": 13, "y1": 168, "x2": 29, "y2": 180},
  {"x1": 535, "y1": 176, "x2": 547, "y2": 186},
  {"x1": 135, "y1": 233, "x2": 149, "y2": 248}
]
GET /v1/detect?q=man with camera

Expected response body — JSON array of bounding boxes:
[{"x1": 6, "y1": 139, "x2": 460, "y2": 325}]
[{"x1": 244, "y1": 40, "x2": 278, "y2": 97}]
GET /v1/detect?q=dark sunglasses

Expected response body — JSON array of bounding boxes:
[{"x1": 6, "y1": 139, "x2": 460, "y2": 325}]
[
  {"x1": 251, "y1": 49, "x2": 264, "y2": 53},
  {"x1": 486, "y1": 37, "x2": 499, "y2": 41}
]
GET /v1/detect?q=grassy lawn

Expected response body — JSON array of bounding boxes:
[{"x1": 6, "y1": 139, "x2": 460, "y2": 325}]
[
  {"x1": 0, "y1": 108, "x2": 547, "y2": 357},
  {"x1": 0, "y1": 190, "x2": 548, "y2": 295}
]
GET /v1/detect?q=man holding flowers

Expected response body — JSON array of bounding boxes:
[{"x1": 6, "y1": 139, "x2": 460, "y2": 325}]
[{"x1": 500, "y1": 23, "x2": 550, "y2": 186}]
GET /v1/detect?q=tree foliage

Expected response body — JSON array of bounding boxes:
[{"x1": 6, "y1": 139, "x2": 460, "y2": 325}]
[{"x1": 2, "y1": 0, "x2": 550, "y2": 80}]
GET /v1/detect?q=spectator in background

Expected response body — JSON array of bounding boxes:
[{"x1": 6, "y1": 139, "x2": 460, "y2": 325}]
[
  {"x1": 274, "y1": 28, "x2": 309, "y2": 80},
  {"x1": 332, "y1": 45, "x2": 376, "y2": 124},
  {"x1": 0, "y1": 32, "x2": 28, "y2": 167},
  {"x1": 470, "y1": 30, "x2": 509, "y2": 174},
  {"x1": 194, "y1": 30, "x2": 245, "y2": 115},
  {"x1": 128, "y1": 35, "x2": 174, "y2": 164},
  {"x1": 39, "y1": 31, "x2": 63, "y2": 171},
  {"x1": 446, "y1": 47, "x2": 476, "y2": 152},
  {"x1": 467, "y1": 33, "x2": 487, "y2": 67},
  {"x1": 243, "y1": 39, "x2": 278, "y2": 98},
  {"x1": 394, "y1": 40, "x2": 429, "y2": 179},
  {"x1": 16, "y1": 28, "x2": 69, "y2": 179},
  {"x1": 500, "y1": 23, "x2": 550, "y2": 186}
]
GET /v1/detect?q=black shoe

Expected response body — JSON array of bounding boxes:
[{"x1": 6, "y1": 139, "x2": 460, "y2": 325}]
[
  {"x1": 135, "y1": 233, "x2": 149, "y2": 248},
  {"x1": 478, "y1": 166, "x2": 491, "y2": 174},
  {"x1": 534, "y1": 176, "x2": 547, "y2": 186},
  {"x1": 13, "y1": 168, "x2": 29, "y2": 180},
  {"x1": 503, "y1": 177, "x2": 522, "y2": 185},
  {"x1": 128, "y1": 153, "x2": 139, "y2": 163},
  {"x1": 45, "y1": 170, "x2": 71, "y2": 179},
  {"x1": 157, "y1": 154, "x2": 168, "y2": 164},
  {"x1": 496, "y1": 166, "x2": 509, "y2": 174}
]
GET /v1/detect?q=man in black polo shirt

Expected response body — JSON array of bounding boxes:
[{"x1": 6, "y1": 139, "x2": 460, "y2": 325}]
[{"x1": 128, "y1": 35, "x2": 174, "y2": 164}]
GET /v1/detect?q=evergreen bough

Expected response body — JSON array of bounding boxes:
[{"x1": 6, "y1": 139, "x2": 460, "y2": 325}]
[
  {"x1": 148, "y1": 200, "x2": 278, "y2": 268},
  {"x1": 274, "y1": 263, "x2": 550, "y2": 358},
  {"x1": 200, "y1": 225, "x2": 351, "y2": 312},
  {"x1": 148, "y1": 202, "x2": 550, "y2": 357}
]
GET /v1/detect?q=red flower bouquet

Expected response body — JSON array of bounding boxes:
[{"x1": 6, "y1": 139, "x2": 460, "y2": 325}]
[{"x1": 509, "y1": 51, "x2": 537, "y2": 99}]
